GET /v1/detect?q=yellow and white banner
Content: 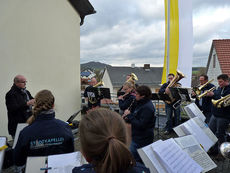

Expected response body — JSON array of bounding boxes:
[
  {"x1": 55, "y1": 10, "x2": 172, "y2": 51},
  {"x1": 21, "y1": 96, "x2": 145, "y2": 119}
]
[{"x1": 162, "y1": 0, "x2": 193, "y2": 87}]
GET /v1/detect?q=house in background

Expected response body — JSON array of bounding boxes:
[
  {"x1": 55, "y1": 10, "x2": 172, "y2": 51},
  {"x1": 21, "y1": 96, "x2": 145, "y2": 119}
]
[
  {"x1": 102, "y1": 64, "x2": 163, "y2": 99},
  {"x1": 206, "y1": 39, "x2": 230, "y2": 86}
]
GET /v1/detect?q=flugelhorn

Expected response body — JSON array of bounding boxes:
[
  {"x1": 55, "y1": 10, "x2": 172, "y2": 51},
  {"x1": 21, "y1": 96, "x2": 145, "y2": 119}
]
[
  {"x1": 212, "y1": 94, "x2": 230, "y2": 108},
  {"x1": 193, "y1": 79, "x2": 214, "y2": 96},
  {"x1": 197, "y1": 87, "x2": 216, "y2": 100}
]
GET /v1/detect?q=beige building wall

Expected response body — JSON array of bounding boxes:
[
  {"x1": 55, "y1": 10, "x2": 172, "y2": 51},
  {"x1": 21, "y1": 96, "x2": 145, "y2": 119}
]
[
  {"x1": 207, "y1": 48, "x2": 222, "y2": 86},
  {"x1": 0, "y1": 0, "x2": 81, "y2": 138}
]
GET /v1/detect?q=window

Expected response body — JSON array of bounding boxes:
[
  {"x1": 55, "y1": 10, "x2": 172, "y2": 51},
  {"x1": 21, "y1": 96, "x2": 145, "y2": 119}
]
[{"x1": 213, "y1": 54, "x2": 216, "y2": 68}]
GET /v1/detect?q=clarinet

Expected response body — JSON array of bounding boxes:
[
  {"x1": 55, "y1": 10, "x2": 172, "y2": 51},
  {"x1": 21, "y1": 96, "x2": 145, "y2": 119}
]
[{"x1": 123, "y1": 98, "x2": 135, "y2": 122}]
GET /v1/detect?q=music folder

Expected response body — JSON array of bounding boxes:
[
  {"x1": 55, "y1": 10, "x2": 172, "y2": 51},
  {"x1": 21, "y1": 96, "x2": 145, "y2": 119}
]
[
  {"x1": 157, "y1": 93, "x2": 171, "y2": 101},
  {"x1": 66, "y1": 109, "x2": 82, "y2": 124}
]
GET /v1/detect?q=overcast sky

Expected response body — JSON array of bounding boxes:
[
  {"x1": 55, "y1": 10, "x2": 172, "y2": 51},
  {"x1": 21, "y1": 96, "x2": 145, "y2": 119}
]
[{"x1": 80, "y1": 0, "x2": 230, "y2": 67}]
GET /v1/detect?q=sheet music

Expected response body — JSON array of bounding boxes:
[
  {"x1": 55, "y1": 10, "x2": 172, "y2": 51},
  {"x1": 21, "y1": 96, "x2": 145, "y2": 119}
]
[
  {"x1": 13, "y1": 123, "x2": 28, "y2": 148},
  {"x1": 0, "y1": 137, "x2": 7, "y2": 171},
  {"x1": 174, "y1": 135, "x2": 217, "y2": 173},
  {"x1": 152, "y1": 138, "x2": 203, "y2": 173},
  {"x1": 48, "y1": 152, "x2": 86, "y2": 173},
  {"x1": 184, "y1": 103, "x2": 206, "y2": 122},
  {"x1": 192, "y1": 117, "x2": 218, "y2": 144},
  {"x1": 174, "y1": 117, "x2": 216, "y2": 152},
  {"x1": 138, "y1": 140, "x2": 166, "y2": 173}
]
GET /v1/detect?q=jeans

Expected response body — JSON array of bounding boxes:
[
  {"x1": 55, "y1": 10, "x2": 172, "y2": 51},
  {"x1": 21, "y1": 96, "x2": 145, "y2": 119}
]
[
  {"x1": 165, "y1": 103, "x2": 181, "y2": 131},
  {"x1": 129, "y1": 141, "x2": 143, "y2": 163},
  {"x1": 208, "y1": 115, "x2": 230, "y2": 153}
]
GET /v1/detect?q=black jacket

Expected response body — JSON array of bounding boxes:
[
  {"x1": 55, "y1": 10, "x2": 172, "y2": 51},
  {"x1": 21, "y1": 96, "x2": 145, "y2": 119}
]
[
  {"x1": 118, "y1": 93, "x2": 136, "y2": 111},
  {"x1": 212, "y1": 84, "x2": 230, "y2": 119},
  {"x1": 13, "y1": 111, "x2": 74, "y2": 166},
  {"x1": 84, "y1": 85, "x2": 101, "y2": 108},
  {"x1": 193, "y1": 83, "x2": 215, "y2": 113},
  {"x1": 126, "y1": 99, "x2": 155, "y2": 147},
  {"x1": 72, "y1": 162, "x2": 150, "y2": 173},
  {"x1": 5, "y1": 84, "x2": 33, "y2": 136}
]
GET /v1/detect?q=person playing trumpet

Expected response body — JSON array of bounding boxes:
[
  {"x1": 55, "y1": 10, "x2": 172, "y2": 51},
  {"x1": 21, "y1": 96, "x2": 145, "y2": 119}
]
[
  {"x1": 206, "y1": 74, "x2": 230, "y2": 157},
  {"x1": 191, "y1": 74, "x2": 215, "y2": 124}
]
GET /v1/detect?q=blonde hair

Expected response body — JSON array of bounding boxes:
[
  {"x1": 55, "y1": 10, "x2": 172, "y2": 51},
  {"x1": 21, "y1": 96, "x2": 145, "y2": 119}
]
[
  {"x1": 80, "y1": 108, "x2": 135, "y2": 173},
  {"x1": 123, "y1": 82, "x2": 135, "y2": 89},
  {"x1": 32, "y1": 90, "x2": 55, "y2": 118}
]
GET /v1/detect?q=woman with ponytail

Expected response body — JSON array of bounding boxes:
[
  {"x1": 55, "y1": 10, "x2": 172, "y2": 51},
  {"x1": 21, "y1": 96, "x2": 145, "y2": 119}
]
[
  {"x1": 14, "y1": 90, "x2": 74, "y2": 167},
  {"x1": 72, "y1": 108, "x2": 150, "y2": 173}
]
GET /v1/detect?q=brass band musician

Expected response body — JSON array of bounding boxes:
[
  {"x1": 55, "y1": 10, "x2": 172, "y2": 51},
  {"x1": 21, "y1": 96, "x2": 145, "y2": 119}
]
[
  {"x1": 158, "y1": 73, "x2": 181, "y2": 135},
  {"x1": 118, "y1": 82, "x2": 136, "y2": 115},
  {"x1": 206, "y1": 74, "x2": 230, "y2": 157},
  {"x1": 191, "y1": 74, "x2": 215, "y2": 124},
  {"x1": 84, "y1": 77, "x2": 102, "y2": 109}
]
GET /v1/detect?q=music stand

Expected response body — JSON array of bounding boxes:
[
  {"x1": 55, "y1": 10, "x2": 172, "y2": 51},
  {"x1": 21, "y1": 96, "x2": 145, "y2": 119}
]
[
  {"x1": 99, "y1": 88, "x2": 111, "y2": 99},
  {"x1": 151, "y1": 93, "x2": 165, "y2": 140},
  {"x1": 169, "y1": 87, "x2": 191, "y2": 109},
  {"x1": 66, "y1": 109, "x2": 82, "y2": 124}
]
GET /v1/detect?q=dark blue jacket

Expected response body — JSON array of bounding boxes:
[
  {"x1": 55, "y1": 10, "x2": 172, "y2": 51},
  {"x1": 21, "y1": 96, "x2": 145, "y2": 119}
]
[
  {"x1": 126, "y1": 99, "x2": 155, "y2": 147},
  {"x1": 212, "y1": 84, "x2": 230, "y2": 119},
  {"x1": 5, "y1": 84, "x2": 33, "y2": 136},
  {"x1": 14, "y1": 111, "x2": 74, "y2": 166},
  {"x1": 194, "y1": 83, "x2": 215, "y2": 113},
  {"x1": 72, "y1": 162, "x2": 150, "y2": 173},
  {"x1": 119, "y1": 93, "x2": 136, "y2": 111}
]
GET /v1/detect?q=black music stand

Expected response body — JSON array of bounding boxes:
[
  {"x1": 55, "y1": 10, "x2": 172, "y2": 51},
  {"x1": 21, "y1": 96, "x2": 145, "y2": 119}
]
[
  {"x1": 99, "y1": 88, "x2": 111, "y2": 99},
  {"x1": 169, "y1": 88, "x2": 191, "y2": 109},
  {"x1": 151, "y1": 93, "x2": 165, "y2": 140}
]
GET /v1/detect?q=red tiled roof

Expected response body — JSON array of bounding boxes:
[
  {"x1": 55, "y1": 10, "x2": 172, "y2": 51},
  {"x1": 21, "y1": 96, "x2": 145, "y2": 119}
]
[{"x1": 213, "y1": 39, "x2": 230, "y2": 76}]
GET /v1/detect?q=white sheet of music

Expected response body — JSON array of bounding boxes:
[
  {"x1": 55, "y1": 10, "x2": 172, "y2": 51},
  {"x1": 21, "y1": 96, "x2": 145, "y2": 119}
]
[
  {"x1": 174, "y1": 135, "x2": 217, "y2": 173},
  {"x1": 0, "y1": 137, "x2": 7, "y2": 171},
  {"x1": 184, "y1": 103, "x2": 206, "y2": 122},
  {"x1": 13, "y1": 123, "x2": 28, "y2": 148},
  {"x1": 152, "y1": 138, "x2": 202, "y2": 173},
  {"x1": 48, "y1": 152, "x2": 86, "y2": 173},
  {"x1": 139, "y1": 140, "x2": 166, "y2": 173}
]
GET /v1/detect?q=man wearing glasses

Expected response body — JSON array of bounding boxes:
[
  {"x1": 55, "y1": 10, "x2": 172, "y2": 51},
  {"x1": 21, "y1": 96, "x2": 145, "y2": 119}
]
[{"x1": 5, "y1": 75, "x2": 34, "y2": 138}]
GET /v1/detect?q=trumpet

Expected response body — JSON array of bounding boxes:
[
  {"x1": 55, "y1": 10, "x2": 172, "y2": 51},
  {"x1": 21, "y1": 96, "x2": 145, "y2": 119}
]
[
  {"x1": 212, "y1": 94, "x2": 230, "y2": 108},
  {"x1": 197, "y1": 87, "x2": 216, "y2": 100},
  {"x1": 193, "y1": 79, "x2": 214, "y2": 96}
]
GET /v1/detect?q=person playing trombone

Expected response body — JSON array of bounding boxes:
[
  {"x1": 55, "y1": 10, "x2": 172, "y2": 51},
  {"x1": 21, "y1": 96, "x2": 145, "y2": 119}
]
[{"x1": 191, "y1": 74, "x2": 215, "y2": 124}]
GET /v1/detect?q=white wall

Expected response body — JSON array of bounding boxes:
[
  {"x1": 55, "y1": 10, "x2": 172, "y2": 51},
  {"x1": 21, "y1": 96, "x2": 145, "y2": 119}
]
[
  {"x1": 0, "y1": 0, "x2": 81, "y2": 138},
  {"x1": 102, "y1": 69, "x2": 113, "y2": 96},
  {"x1": 207, "y1": 48, "x2": 222, "y2": 86}
]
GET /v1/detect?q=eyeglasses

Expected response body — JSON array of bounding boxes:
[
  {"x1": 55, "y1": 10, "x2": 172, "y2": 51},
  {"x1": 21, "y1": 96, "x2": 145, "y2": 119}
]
[{"x1": 19, "y1": 81, "x2": 27, "y2": 84}]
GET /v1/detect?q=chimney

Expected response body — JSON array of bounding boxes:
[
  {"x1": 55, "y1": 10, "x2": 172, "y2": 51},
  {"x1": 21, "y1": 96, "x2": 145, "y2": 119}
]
[
  {"x1": 131, "y1": 63, "x2": 135, "y2": 68},
  {"x1": 143, "y1": 64, "x2": 150, "y2": 71}
]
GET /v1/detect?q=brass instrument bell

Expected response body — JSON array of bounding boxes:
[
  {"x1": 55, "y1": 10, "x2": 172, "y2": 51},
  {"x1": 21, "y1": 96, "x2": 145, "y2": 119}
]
[{"x1": 220, "y1": 142, "x2": 230, "y2": 159}]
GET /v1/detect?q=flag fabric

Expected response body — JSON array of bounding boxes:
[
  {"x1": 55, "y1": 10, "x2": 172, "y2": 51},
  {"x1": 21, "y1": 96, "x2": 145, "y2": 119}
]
[{"x1": 162, "y1": 0, "x2": 193, "y2": 87}]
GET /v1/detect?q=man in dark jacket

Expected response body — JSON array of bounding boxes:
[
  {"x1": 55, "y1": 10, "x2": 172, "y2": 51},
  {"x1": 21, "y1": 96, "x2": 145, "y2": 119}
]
[
  {"x1": 191, "y1": 74, "x2": 215, "y2": 124},
  {"x1": 5, "y1": 75, "x2": 34, "y2": 137},
  {"x1": 207, "y1": 74, "x2": 230, "y2": 156}
]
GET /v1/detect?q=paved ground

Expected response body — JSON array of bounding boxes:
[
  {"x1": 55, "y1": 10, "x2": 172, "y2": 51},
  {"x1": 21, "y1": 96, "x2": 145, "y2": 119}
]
[{"x1": 2, "y1": 113, "x2": 230, "y2": 173}]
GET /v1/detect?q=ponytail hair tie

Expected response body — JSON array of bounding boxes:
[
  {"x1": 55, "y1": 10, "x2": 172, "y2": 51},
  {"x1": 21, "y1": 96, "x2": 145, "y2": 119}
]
[{"x1": 107, "y1": 136, "x2": 115, "y2": 141}]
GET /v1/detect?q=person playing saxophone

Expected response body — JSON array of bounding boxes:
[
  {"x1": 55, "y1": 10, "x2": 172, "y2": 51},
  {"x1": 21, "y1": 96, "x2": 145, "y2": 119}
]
[{"x1": 206, "y1": 74, "x2": 230, "y2": 158}]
